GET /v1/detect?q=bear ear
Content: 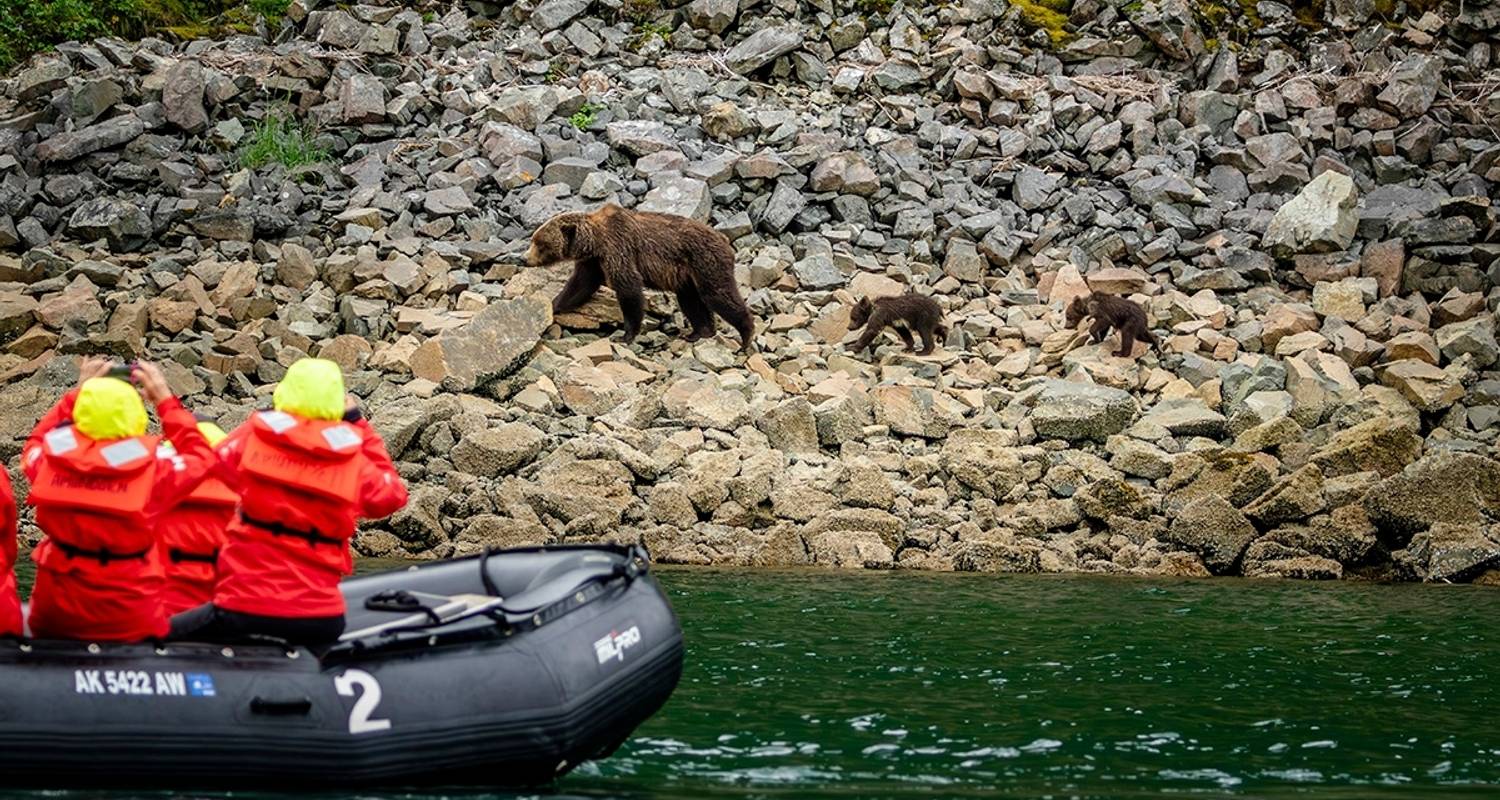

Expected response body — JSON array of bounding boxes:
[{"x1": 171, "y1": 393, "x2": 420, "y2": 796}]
[{"x1": 556, "y1": 216, "x2": 577, "y2": 243}]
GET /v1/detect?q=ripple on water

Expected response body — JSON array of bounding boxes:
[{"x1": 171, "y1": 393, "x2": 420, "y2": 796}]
[{"x1": 577, "y1": 570, "x2": 1500, "y2": 800}]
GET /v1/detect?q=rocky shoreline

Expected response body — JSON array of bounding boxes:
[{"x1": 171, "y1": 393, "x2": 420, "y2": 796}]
[{"x1": 1, "y1": 0, "x2": 1498, "y2": 582}]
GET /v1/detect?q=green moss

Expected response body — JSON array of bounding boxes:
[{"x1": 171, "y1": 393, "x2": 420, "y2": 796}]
[
  {"x1": 239, "y1": 112, "x2": 327, "y2": 172},
  {"x1": 1007, "y1": 0, "x2": 1074, "y2": 47}
]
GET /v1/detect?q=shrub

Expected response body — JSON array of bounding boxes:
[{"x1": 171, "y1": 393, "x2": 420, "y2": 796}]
[
  {"x1": 0, "y1": 0, "x2": 224, "y2": 72},
  {"x1": 239, "y1": 113, "x2": 327, "y2": 171},
  {"x1": 247, "y1": 0, "x2": 289, "y2": 23}
]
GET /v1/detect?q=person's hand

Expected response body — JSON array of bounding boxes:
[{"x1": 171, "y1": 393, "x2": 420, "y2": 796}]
[
  {"x1": 132, "y1": 361, "x2": 173, "y2": 405},
  {"x1": 76, "y1": 356, "x2": 112, "y2": 386},
  {"x1": 345, "y1": 393, "x2": 360, "y2": 412}
]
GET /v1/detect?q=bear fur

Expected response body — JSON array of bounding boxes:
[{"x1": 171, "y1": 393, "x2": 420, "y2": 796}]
[
  {"x1": 1065, "y1": 292, "x2": 1159, "y2": 358},
  {"x1": 848, "y1": 294, "x2": 947, "y2": 356},
  {"x1": 526, "y1": 205, "x2": 755, "y2": 351}
]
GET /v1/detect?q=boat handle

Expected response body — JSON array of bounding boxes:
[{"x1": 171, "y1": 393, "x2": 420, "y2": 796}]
[{"x1": 250, "y1": 696, "x2": 314, "y2": 716}]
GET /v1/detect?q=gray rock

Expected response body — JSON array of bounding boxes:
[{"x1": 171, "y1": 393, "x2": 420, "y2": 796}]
[
  {"x1": 640, "y1": 175, "x2": 712, "y2": 223},
  {"x1": 424, "y1": 186, "x2": 475, "y2": 216},
  {"x1": 1364, "y1": 451, "x2": 1500, "y2": 550},
  {"x1": 1261, "y1": 171, "x2": 1358, "y2": 258},
  {"x1": 759, "y1": 180, "x2": 807, "y2": 234},
  {"x1": 479, "y1": 122, "x2": 544, "y2": 164},
  {"x1": 1026, "y1": 380, "x2": 1138, "y2": 442},
  {"x1": 68, "y1": 198, "x2": 152, "y2": 251},
  {"x1": 790, "y1": 253, "x2": 842, "y2": 289},
  {"x1": 688, "y1": 0, "x2": 737, "y2": 33},
  {"x1": 410, "y1": 295, "x2": 552, "y2": 391},
  {"x1": 726, "y1": 25, "x2": 804, "y2": 74},
  {"x1": 340, "y1": 74, "x2": 387, "y2": 124},
  {"x1": 1164, "y1": 494, "x2": 1258, "y2": 574},
  {"x1": 606, "y1": 120, "x2": 676, "y2": 157},
  {"x1": 939, "y1": 430, "x2": 1024, "y2": 499},
  {"x1": 1394, "y1": 523, "x2": 1500, "y2": 582},
  {"x1": 1376, "y1": 55, "x2": 1442, "y2": 119},
  {"x1": 1139, "y1": 398, "x2": 1227, "y2": 438},
  {"x1": 18, "y1": 56, "x2": 71, "y2": 102},
  {"x1": 489, "y1": 87, "x2": 559, "y2": 130},
  {"x1": 451, "y1": 423, "x2": 546, "y2": 476},
  {"x1": 872, "y1": 385, "x2": 957, "y2": 439},
  {"x1": 162, "y1": 60, "x2": 209, "y2": 133},
  {"x1": 756, "y1": 398, "x2": 818, "y2": 452},
  {"x1": 530, "y1": 0, "x2": 589, "y2": 31},
  {"x1": 36, "y1": 115, "x2": 145, "y2": 162},
  {"x1": 1013, "y1": 166, "x2": 1060, "y2": 211},
  {"x1": 1435, "y1": 315, "x2": 1498, "y2": 369}
]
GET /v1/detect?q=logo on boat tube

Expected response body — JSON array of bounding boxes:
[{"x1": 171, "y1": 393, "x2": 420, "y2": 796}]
[{"x1": 593, "y1": 625, "x2": 642, "y2": 665}]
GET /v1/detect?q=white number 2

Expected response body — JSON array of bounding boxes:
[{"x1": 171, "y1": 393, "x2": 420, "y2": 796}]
[{"x1": 334, "y1": 669, "x2": 391, "y2": 734}]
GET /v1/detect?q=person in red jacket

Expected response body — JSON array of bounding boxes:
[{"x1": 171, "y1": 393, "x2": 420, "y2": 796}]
[
  {"x1": 23, "y1": 358, "x2": 214, "y2": 642},
  {"x1": 169, "y1": 358, "x2": 408, "y2": 646},
  {"x1": 156, "y1": 416, "x2": 236, "y2": 617},
  {"x1": 0, "y1": 467, "x2": 21, "y2": 639}
]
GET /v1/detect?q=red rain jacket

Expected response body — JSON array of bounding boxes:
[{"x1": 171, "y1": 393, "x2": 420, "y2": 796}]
[
  {"x1": 0, "y1": 468, "x2": 21, "y2": 638},
  {"x1": 22, "y1": 391, "x2": 214, "y2": 642},
  {"x1": 212, "y1": 410, "x2": 407, "y2": 618},
  {"x1": 155, "y1": 443, "x2": 237, "y2": 616}
]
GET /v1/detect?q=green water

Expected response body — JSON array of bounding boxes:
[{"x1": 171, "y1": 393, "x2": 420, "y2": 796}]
[{"x1": 12, "y1": 565, "x2": 1500, "y2": 798}]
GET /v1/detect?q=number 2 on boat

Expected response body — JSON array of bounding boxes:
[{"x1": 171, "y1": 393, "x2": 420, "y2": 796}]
[{"x1": 334, "y1": 669, "x2": 391, "y2": 734}]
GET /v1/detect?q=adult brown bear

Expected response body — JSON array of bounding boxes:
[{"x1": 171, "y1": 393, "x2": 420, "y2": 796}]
[{"x1": 526, "y1": 205, "x2": 756, "y2": 352}]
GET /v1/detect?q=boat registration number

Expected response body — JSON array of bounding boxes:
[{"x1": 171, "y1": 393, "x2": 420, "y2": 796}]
[{"x1": 73, "y1": 669, "x2": 214, "y2": 697}]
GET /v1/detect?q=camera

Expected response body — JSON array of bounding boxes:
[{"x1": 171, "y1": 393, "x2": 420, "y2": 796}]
[{"x1": 105, "y1": 361, "x2": 137, "y2": 379}]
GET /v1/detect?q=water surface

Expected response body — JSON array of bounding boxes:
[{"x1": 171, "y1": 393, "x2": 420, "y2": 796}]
[{"x1": 13, "y1": 564, "x2": 1500, "y2": 798}]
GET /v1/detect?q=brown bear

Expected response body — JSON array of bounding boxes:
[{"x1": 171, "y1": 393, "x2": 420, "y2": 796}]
[
  {"x1": 1065, "y1": 292, "x2": 1159, "y2": 358},
  {"x1": 848, "y1": 293, "x2": 947, "y2": 356},
  {"x1": 526, "y1": 205, "x2": 755, "y2": 352}
]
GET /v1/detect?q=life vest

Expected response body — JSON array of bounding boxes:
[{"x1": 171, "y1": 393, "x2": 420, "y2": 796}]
[
  {"x1": 240, "y1": 410, "x2": 364, "y2": 502},
  {"x1": 28, "y1": 426, "x2": 158, "y2": 565},
  {"x1": 157, "y1": 442, "x2": 239, "y2": 508},
  {"x1": 28, "y1": 426, "x2": 156, "y2": 517}
]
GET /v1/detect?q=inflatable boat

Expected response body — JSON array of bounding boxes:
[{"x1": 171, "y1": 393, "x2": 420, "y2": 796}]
[{"x1": 0, "y1": 543, "x2": 683, "y2": 788}]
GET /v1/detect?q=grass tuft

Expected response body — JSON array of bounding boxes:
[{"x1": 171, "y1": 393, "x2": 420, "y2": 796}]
[{"x1": 239, "y1": 113, "x2": 327, "y2": 171}]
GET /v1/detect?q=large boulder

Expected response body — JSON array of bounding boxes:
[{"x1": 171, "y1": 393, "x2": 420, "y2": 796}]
[
  {"x1": 451, "y1": 423, "x2": 547, "y2": 477},
  {"x1": 663, "y1": 377, "x2": 751, "y2": 430},
  {"x1": 1162, "y1": 494, "x2": 1259, "y2": 574},
  {"x1": 1261, "y1": 171, "x2": 1358, "y2": 258},
  {"x1": 1377, "y1": 360, "x2": 1465, "y2": 413},
  {"x1": 1139, "y1": 398, "x2": 1226, "y2": 439},
  {"x1": 35, "y1": 114, "x2": 145, "y2": 162},
  {"x1": 1244, "y1": 464, "x2": 1327, "y2": 527},
  {"x1": 756, "y1": 398, "x2": 819, "y2": 453},
  {"x1": 1393, "y1": 523, "x2": 1500, "y2": 582},
  {"x1": 67, "y1": 198, "x2": 152, "y2": 251},
  {"x1": 1309, "y1": 416, "x2": 1421, "y2": 477},
  {"x1": 1164, "y1": 450, "x2": 1275, "y2": 514},
  {"x1": 939, "y1": 430, "x2": 1024, "y2": 499},
  {"x1": 872, "y1": 386, "x2": 958, "y2": 439},
  {"x1": 410, "y1": 296, "x2": 551, "y2": 391},
  {"x1": 1364, "y1": 452, "x2": 1500, "y2": 549},
  {"x1": 1024, "y1": 380, "x2": 1138, "y2": 442}
]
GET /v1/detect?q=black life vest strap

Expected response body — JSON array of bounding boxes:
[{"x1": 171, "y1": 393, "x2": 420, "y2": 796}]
[
  {"x1": 168, "y1": 547, "x2": 220, "y2": 565},
  {"x1": 51, "y1": 539, "x2": 150, "y2": 565},
  {"x1": 239, "y1": 512, "x2": 342, "y2": 547}
]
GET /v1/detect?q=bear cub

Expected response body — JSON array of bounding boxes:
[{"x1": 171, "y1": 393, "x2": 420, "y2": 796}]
[
  {"x1": 1065, "y1": 292, "x2": 1159, "y2": 358},
  {"x1": 526, "y1": 205, "x2": 756, "y2": 352},
  {"x1": 848, "y1": 294, "x2": 947, "y2": 356}
]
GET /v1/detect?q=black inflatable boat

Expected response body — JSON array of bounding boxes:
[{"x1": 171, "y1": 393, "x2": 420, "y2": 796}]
[{"x1": 0, "y1": 543, "x2": 683, "y2": 789}]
